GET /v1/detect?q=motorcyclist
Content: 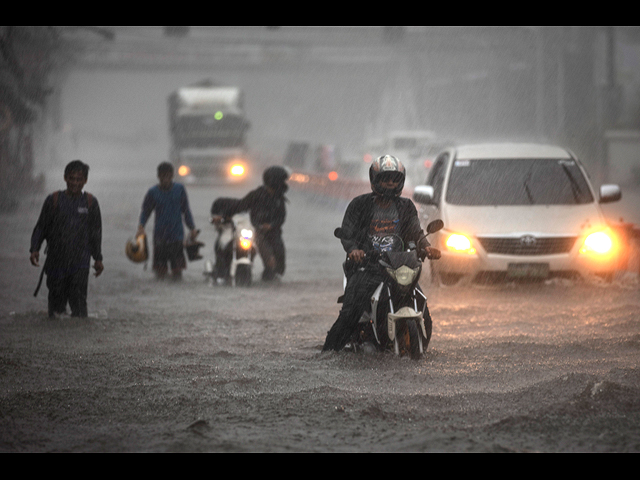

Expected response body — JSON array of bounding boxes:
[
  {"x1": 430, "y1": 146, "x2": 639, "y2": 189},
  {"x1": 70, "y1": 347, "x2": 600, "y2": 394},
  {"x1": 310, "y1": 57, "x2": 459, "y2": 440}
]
[
  {"x1": 322, "y1": 155, "x2": 440, "y2": 352},
  {"x1": 211, "y1": 165, "x2": 289, "y2": 282}
]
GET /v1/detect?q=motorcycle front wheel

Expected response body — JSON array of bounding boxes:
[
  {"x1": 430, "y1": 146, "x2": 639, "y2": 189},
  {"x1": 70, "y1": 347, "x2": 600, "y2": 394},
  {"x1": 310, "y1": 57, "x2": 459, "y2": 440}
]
[
  {"x1": 235, "y1": 264, "x2": 252, "y2": 286},
  {"x1": 395, "y1": 320, "x2": 423, "y2": 360}
]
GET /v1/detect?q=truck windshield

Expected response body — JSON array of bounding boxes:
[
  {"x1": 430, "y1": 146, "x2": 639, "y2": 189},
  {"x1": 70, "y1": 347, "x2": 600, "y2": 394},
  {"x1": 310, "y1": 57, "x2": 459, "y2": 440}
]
[
  {"x1": 446, "y1": 158, "x2": 594, "y2": 205},
  {"x1": 172, "y1": 114, "x2": 247, "y2": 149}
]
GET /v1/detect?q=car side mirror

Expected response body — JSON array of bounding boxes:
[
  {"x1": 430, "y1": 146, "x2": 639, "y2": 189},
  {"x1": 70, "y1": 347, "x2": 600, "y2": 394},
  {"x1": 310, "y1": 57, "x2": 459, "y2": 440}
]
[
  {"x1": 599, "y1": 184, "x2": 621, "y2": 203},
  {"x1": 413, "y1": 185, "x2": 435, "y2": 205}
]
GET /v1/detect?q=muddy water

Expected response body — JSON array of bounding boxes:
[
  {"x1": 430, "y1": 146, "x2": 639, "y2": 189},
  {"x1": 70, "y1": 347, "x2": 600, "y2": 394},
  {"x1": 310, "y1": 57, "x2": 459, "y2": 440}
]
[{"x1": 1, "y1": 175, "x2": 639, "y2": 452}]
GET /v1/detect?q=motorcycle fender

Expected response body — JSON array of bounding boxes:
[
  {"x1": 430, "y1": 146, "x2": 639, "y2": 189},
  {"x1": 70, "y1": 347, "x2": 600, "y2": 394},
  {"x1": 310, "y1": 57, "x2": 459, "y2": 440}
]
[
  {"x1": 234, "y1": 257, "x2": 252, "y2": 266},
  {"x1": 369, "y1": 282, "x2": 385, "y2": 344},
  {"x1": 387, "y1": 307, "x2": 424, "y2": 342}
]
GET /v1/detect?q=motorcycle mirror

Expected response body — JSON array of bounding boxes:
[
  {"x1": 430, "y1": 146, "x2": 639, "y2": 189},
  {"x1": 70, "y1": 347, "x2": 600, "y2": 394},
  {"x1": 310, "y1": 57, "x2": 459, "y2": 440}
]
[
  {"x1": 334, "y1": 227, "x2": 344, "y2": 239},
  {"x1": 426, "y1": 219, "x2": 444, "y2": 234}
]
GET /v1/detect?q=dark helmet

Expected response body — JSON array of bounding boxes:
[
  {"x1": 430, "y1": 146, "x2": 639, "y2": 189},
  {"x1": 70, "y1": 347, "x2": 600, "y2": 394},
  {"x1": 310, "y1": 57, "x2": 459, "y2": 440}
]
[
  {"x1": 369, "y1": 155, "x2": 406, "y2": 197},
  {"x1": 262, "y1": 165, "x2": 290, "y2": 193}
]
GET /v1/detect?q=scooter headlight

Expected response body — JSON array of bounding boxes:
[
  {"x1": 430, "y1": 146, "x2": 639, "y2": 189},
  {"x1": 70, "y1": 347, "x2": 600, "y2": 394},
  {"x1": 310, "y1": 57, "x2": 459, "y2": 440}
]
[{"x1": 386, "y1": 265, "x2": 420, "y2": 286}]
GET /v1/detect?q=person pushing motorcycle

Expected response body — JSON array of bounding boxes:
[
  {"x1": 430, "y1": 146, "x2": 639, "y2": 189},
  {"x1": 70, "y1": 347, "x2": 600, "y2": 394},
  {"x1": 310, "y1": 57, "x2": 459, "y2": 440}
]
[
  {"x1": 211, "y1": 165, "x2": 289, "y2": 282},
  {"x1": 322, "y1": 155, "x2": 440, "y2": 352}
]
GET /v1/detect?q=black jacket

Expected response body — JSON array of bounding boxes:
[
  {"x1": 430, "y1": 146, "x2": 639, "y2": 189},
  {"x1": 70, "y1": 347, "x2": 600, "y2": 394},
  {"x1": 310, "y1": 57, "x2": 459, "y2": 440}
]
[
  {"x1": 30, "y1": 190, "x2": 102, "y2": 279},
  {"x1": 213, "y1": 186, "x2": 286, "y2": 234},
  {"x1": 338, "y1": 193, "x2": 424, "y2": 255}
]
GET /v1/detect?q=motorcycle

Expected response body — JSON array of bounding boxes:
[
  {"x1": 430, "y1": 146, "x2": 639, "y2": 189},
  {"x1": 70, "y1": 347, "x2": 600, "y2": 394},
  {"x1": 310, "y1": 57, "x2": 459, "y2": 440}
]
[
  {"x1": 205, "y1": 198, "x2": 256, "y2": 287},
  {"x1": 335, "y1": 219, "x2": 443, "y2": 359}
]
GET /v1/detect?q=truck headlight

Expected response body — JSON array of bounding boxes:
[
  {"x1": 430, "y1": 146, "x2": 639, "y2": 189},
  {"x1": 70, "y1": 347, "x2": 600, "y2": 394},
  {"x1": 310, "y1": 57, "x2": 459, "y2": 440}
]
[{"x1": 230, "y1": 164, "x2": 245, "y2": 177}]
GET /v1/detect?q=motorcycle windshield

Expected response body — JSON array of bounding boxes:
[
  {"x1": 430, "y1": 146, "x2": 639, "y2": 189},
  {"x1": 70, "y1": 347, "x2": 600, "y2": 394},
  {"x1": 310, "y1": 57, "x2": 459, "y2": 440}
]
[{"x1": 384, "y1": 250, "x2": 421, "y2": 270}]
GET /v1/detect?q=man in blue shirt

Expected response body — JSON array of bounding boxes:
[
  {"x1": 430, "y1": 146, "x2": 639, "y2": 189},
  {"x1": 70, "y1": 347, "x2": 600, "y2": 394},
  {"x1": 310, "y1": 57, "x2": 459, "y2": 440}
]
[
  {"x1": 137, "y1": 162, "x2": 198, "y2": 280},
  {"x1": 30, "y1": 160, "x2": 103, "y2": 318}
]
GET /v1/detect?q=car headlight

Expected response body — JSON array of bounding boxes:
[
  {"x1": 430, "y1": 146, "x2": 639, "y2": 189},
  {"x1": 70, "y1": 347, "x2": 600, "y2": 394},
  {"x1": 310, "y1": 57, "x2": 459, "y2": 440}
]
[
  {"x1": 580, "y1": 230, "x2": 614, "y2": 255},
  {"x1": 445, "y1": 233, "x2": 476, "y2": 254},
  {"x1": 386, "y1": 265, "x2": 420, "y2": 286}
]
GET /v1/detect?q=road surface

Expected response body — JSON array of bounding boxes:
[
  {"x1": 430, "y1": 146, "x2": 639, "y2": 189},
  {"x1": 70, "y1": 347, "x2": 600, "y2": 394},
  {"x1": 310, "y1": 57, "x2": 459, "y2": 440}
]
[{"x1": 1, "y1": 173, "x2": 639, "y2": 452}]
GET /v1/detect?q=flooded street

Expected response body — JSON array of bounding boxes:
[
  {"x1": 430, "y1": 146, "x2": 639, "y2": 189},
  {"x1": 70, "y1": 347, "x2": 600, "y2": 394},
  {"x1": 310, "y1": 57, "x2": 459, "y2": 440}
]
[{"x1": 1, "y1": 173, "x2": 639, "y2": 452}]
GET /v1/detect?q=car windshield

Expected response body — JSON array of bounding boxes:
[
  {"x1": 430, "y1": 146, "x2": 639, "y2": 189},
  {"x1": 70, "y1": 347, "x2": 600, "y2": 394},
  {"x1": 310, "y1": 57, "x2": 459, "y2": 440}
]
[{"x1": 446, "y1": 158, "x2": 594, "y2": 206}]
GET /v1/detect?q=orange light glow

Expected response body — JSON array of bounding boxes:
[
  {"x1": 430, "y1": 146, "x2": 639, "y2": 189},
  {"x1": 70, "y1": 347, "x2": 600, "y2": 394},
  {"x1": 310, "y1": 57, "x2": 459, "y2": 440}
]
[
  {"x1": 580, "y1": 230, "x2": 616, "y2": 256},
  {"x1": 239, "y1": 238, "x2": 252, "y2": 250},
  {"x1": 445, "y1": 233, "x2": 476, "y2": 254},
  {"x1": 230, "y1": 164, "x2": 245, "y2": 176},
  {"x1": 328, "y1": 171, "x2": 339, "y2": 181},
  {"x1": 290, "y1": 173, "x2": 310, "y2": 183},
  {"x1": 178, "y1": 165, "x2": 190, "y2": 177}
]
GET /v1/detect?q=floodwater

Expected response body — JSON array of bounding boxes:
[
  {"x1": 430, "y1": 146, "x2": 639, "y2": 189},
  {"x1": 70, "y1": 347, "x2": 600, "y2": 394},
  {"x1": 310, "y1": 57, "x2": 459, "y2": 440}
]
[{"x1": 1, "y1": 174, "x2": 639, "y2": 452}]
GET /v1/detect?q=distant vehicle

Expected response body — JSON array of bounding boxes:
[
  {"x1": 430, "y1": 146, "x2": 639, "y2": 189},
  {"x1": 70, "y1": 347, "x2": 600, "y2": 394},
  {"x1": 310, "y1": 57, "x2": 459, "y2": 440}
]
[
  {"x1": 168, "y1": 79, "x2": 251, "y2": 183},
  {"x1": 385, "y1": 130, "x2": 437, "y2": 161},
  {"x1": 366, "y1": 130, "x2": 453, "y2": 187},
  {"x1": 412, "y1": 143, "x2": 623, "y2": 284}
]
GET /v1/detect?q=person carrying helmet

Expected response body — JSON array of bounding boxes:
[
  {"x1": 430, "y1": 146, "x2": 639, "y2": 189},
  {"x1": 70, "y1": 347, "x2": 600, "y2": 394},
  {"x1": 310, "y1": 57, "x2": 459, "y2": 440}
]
[
  {"x1": 137, "y1": 162, "x2": 198, "y2": 281},
  {"x1": 211, "y1": 165, "x2": 289, "y2": 282},
  {"x1": 322, "y1": 155, "x2": 440, "y2": 352},
  {"x1": 30, "y1": 160, "x2": 103, "y2": 318}
]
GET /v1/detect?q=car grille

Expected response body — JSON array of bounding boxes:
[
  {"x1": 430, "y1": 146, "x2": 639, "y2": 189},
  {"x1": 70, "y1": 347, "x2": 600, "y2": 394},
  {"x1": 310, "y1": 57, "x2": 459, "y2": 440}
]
[{"x1": 476, "y1": 236, "x2": 577, "y2": 255}]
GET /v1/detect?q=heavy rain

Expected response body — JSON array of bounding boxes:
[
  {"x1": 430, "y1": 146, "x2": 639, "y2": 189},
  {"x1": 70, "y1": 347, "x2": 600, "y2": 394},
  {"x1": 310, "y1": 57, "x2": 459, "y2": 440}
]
[{"x1": 1, "y1": 26, "x2": 640, "y2": 452}]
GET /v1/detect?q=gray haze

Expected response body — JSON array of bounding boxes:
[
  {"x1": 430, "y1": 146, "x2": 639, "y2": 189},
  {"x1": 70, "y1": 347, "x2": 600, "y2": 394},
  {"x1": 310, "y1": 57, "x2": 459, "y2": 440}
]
[
  {"x1": 2, "y1": 27, "x2": 640, "y2": 453},
  {"x1": 35, "y1": 27, "x2": 640, "y2": 188}
]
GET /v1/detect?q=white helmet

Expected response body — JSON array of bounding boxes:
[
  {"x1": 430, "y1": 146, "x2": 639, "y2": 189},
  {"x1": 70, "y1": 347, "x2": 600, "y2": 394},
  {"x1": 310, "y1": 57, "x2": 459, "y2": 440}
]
[{"x1": 369, "y1": 155, "x2": 406, "y2": 197}]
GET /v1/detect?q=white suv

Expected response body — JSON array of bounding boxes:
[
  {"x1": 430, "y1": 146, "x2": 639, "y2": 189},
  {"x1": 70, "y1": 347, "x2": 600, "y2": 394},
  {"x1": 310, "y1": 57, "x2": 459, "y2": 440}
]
[{"x1": 412, "y1": 143, "x2": 622, "y2": 284}]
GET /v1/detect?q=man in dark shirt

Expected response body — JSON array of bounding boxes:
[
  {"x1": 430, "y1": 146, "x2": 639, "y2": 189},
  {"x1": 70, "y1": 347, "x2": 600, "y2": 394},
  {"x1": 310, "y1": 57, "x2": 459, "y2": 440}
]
[
  {"x1": 30, "y1": 160, "x2": 103, "y2": 318},
  {"x1": 322, "y1": 155, "x2": 438, "y2": 352}
]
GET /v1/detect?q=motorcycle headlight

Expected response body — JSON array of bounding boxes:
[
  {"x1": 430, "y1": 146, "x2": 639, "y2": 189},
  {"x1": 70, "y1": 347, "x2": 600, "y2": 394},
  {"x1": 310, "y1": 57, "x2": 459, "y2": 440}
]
[
  {"x1": 386, "y1": 265, "x2": 420, "y2": 286},
  {"x1": 240, "y1": 229, "x2": 253, "y2": 239},
  {"x1": 239, "y1": 238, "x2": 252, "y2": 250}
]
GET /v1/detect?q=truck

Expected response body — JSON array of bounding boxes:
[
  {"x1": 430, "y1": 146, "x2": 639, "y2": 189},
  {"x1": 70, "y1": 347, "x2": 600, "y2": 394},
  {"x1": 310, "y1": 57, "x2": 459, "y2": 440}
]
[{"x1": 168, "y1": 79, "x2": 251, "y2": 183}]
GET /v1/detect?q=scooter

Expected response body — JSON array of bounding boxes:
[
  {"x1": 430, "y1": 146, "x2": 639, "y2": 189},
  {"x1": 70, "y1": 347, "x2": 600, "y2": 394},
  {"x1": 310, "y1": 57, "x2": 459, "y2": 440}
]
[
  {"x1": 205, "y1": 210, "x2": 256, "y2": 287},
  {"x1": 335, "y1": 219, "x2": 443, "y2": 359}
]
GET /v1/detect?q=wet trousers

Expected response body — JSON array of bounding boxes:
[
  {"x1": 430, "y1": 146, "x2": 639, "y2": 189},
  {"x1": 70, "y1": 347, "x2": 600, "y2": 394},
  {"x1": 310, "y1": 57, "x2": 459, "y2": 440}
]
[
  {"x1": 256, "y1": 230, "x2": 285, "y2": 281},
  {"x1": 47, "y1": 268, "x2": 89, "y2": 318},
  {"x1": 322, "y1": 267, "x2": 384, "y2": 352},
  {"x1": 153, "y1": 241, "x2": 186, "y2": 279}
]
